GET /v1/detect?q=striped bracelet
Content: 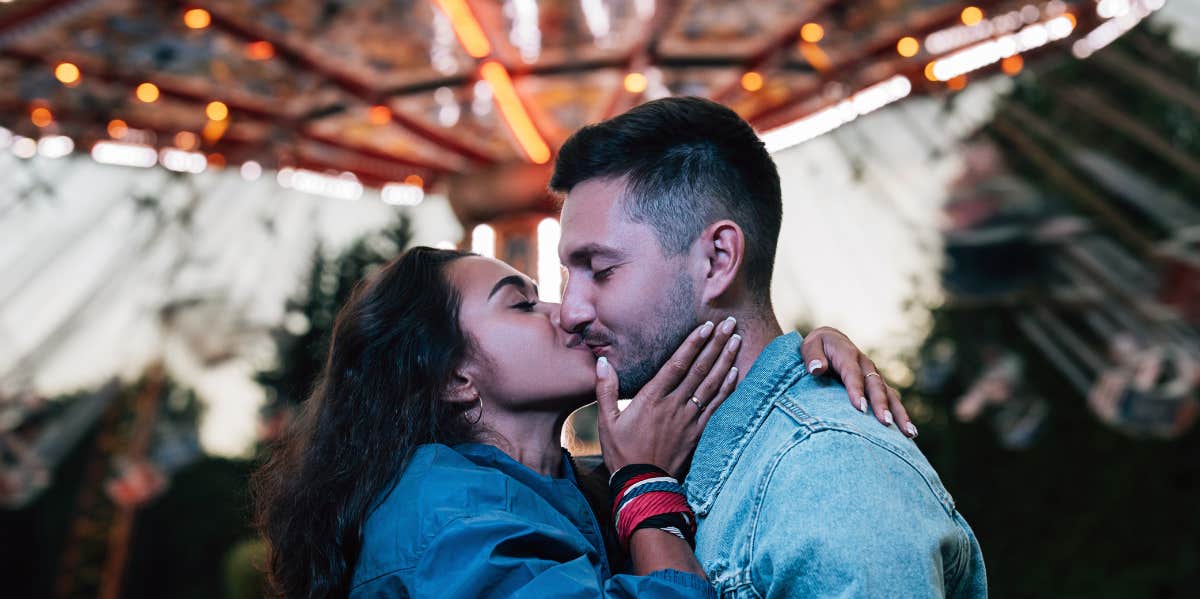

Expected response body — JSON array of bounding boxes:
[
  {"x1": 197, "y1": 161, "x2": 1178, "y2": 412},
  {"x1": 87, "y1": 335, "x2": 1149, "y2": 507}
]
[{"x1": 609, "y1": 464, "x2": 697, "y2": 550}]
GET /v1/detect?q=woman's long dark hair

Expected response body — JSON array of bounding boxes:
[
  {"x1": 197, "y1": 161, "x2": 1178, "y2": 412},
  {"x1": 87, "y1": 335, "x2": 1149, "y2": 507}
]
[{"x1": 251, "y1": 246, "x2": 479, "y2": 598}]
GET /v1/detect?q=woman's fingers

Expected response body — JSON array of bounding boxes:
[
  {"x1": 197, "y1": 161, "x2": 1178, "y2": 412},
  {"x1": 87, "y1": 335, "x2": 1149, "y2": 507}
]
[
  {"x1": 669, "y1": 317, "x2": 739, "y2": 404},
  {"x1": 689, "y1": 330, "x2": 742, "y2": 409},
  {"x1": 640, "y1": 320, "x2": 717, "y2": 399},
  {"x1": 594, "y1": 356, "x2": 622, "y2": 422},
  {"x1": 861, "y1": 355, "x2": 893, "y2": 426},
  {"x1": 888, "y1": 385, "x2": 918, "y2": 438},
  {"x1": 800, "y1": 331, "x2": 830, "y2": 376},
  {"x1": 835, "y1": 355, "x2": 870, "y2": 415}
]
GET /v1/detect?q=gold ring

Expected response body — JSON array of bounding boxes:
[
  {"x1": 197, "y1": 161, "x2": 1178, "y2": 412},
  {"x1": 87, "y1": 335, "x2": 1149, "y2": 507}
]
[
  {"x1": 689, "y1": 396, "x2": 704, "y2": 409},
  {"x1": 865, "y1": 372, "x2": 881, "y2": 379}
]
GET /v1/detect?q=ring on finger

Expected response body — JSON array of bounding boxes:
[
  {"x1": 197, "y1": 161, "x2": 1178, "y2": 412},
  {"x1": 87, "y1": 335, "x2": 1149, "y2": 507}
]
[
  {"x1": 689, "y1": 396, "x2": 704, "y2": 409},
  {"x1": 865, "y1": 372, "x2": 881, "y2": 379}
]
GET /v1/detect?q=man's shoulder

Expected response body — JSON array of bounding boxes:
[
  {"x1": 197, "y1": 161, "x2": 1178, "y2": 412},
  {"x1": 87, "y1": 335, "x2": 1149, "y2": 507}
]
[
  {"x1": 740, "y1": 374, "x2": 956, "y2": 511},
  {"x1": 780, "y1": 374, "x2": 916, "y2": 452}
]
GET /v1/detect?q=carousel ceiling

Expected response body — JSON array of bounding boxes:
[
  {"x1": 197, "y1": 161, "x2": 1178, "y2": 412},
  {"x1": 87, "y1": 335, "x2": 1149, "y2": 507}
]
[{"x1": 0, "y1": 0, "x2": 1142, "y2": 192}]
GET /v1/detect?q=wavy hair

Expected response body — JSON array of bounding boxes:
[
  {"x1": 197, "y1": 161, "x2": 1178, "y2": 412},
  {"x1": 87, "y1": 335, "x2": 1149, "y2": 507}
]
[{"x1": 251, "y1": 246, "x2": 479, "y2": 598}]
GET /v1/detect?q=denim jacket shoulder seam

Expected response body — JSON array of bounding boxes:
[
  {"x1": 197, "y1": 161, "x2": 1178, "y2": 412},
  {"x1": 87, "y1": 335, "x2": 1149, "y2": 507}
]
[{"x1": 810, "y1": 425, "x2": 956, "y2": 513}]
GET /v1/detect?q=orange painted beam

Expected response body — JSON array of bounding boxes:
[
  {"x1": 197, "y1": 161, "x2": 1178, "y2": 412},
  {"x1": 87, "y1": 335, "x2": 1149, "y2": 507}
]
[{"x1": 480, "y1": 61, "x2": 551, "y2": 164}]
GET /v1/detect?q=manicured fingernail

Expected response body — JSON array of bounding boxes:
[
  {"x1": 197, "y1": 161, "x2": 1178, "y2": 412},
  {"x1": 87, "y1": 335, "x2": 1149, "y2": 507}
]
[
  {"x1": 727, "y1": 334, "x2": 742, "y2": 351},
  {"x1": 807, "y1": 359, "x2": 823, "y2": 374},
  {"x1": 883, "y1": 410, "x2": 894, "y2": 426},
  {"x1": 905, "y1": 422, "x2": 918, "y2": 438},
  {"x1": 596, "y1": 356, "x2": 609, "y2": 376},
  {"x1": 721, "y1": 316, "x2": 737, "y2": 334},
  {"x1": 725, "y1": 367, "x2": 738, "y2": 385},
  {"x1": 699, "y1": 321, "x2": 714, "y2": 338},
  {"x1": 858, "y1": 397, "x2": 868, "y2": 413}
]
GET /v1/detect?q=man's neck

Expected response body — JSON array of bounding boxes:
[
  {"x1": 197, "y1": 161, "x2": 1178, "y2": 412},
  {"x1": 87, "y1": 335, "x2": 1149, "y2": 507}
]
[{"x1": 719, "y1": 306, "x2": 783, "y2": 385}]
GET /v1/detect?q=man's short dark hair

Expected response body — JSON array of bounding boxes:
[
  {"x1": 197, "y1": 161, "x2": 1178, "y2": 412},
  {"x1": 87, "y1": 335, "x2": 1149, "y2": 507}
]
[{"x1": 550, "y1": 96, "x2": 782, "y2": 297}]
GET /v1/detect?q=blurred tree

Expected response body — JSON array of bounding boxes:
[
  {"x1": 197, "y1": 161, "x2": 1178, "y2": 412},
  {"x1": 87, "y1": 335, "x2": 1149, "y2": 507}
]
[
  {"x1": 254, "y1": 216, "x2": 412, "y2": 412},
  {"x1": 912, "y1": 22, "x2": 1200, "y2": 596}
]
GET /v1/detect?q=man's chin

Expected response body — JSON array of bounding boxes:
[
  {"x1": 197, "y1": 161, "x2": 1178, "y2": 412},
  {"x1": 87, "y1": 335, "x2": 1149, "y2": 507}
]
[{"x1": 615, "y1": 356, "x2": 662, "y2": 398}]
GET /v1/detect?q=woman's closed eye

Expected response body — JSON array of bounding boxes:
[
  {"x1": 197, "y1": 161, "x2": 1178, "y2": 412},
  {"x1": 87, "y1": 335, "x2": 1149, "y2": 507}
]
[{"x1": 511, "y1": 299, "x2": 538, "y2": 312}]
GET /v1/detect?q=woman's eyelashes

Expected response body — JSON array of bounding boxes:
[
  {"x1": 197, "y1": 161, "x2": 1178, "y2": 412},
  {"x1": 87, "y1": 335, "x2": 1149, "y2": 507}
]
[{"x1": 511, "y1": 299, "x2": 538, "y2": 312}]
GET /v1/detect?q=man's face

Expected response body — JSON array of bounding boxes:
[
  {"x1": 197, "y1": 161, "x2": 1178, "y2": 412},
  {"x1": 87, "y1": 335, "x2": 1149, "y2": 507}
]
[{"x1": 558, "y1": 177, "x2": 701, "y2": 396}]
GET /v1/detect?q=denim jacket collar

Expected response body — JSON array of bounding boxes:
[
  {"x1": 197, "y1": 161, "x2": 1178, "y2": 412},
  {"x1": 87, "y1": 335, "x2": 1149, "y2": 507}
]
[
  {"x1": 454, "y1": 442, "x2": 579, "y2": 486},
  {"x1": 685, "y1": 332, "x2": 807, "y2": 514}
]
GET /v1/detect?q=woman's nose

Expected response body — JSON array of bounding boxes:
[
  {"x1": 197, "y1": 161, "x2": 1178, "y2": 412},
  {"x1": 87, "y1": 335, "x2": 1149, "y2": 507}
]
[{"x1": 539, "y1": 301, "x2": 562, "y2": 325}]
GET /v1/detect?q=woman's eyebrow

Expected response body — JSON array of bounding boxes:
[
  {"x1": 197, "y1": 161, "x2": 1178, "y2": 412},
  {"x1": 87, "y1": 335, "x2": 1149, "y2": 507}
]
[{"x1": 488, "y1": 275, "x2": 532, "y2": 300}]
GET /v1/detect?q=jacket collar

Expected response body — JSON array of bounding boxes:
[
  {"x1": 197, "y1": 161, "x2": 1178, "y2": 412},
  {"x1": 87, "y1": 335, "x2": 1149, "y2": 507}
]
[
  {"x1": 454, "y1": 442, "x2": 579, "y2": 486},
  {"x1": 684, "y1": 332, "x2": 808, "y2": 514}
]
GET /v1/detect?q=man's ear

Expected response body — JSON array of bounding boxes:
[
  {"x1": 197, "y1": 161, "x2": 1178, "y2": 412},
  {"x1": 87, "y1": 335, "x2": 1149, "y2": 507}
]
[{"x1": 697, "y1": 219, "x2": 744, "y2": 305}]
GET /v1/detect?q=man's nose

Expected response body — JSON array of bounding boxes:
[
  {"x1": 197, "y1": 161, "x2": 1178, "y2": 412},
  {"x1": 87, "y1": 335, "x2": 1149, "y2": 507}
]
[{"x1": 558, "y1": 280, "x2": 596, "y2": 334}]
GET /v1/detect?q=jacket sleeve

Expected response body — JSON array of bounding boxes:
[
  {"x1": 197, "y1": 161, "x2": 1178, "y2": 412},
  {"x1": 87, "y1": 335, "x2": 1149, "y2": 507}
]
[
  {"x1": 355, "y1": 508, "x2": 715, "y2": 599},
  {"x1": 748, "y1": 431, "x2": 987, "y2": 599}
]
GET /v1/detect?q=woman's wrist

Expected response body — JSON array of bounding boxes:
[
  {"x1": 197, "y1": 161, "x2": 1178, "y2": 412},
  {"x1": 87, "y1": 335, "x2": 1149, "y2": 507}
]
[{"x1": 608, "y1": 464, "x2": 697, "y2": 551}]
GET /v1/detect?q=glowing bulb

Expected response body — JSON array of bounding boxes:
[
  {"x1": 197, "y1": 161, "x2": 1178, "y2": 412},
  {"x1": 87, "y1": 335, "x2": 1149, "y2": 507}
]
[
  {"x1": 624, "y1": 72, "x2": 647, "y2": 93},
  {"x1": 897, "y1": 37, "x2": 920, "y2": 57},
  {"x1": 741, "y1": 72, "x2": 764, "y2": 92},
  {"x1": 1001, "y1": 54, "x2": 1024, "y2": 76},
  {"x1": 245, "y1": 41, "x2": 275, "y2": 61},
  {"x1": 205, "y1": 101, "x2": 229, "y2": 121},
  {"x1": 800, "y1": 22, "x2": 824, "y2": 43},
  {"x1": 404, "y1": 174, "x2": 424, "y2": 187},
  {"x1": 183, "y1": 8, "x2": 211, "y2": 29},
  {"x1": 471, "y1": 224, "x2": 496, "y2": 258},
  {"x1": 107, "y1": 119, "x2": 128, "y2": 139},
  {"x1": 55, "y1": 62, "x2": 80, "y2": 85},
  {"x1": 31, "y1": 107, "x2": 52, "y2": 127},
  {"x1": 924, "y1": 62, "x2": 939, "y2": 82},
  {"x1": 240, "y1": 161, "x2": 262, "y2": 181},
  {"x1": 174, "y1": 131, "x2": 198, "y2": 150},
  {"x1": 136, "y1": 82, "x2": 159, "y2": 103},
  {"x1": 537, "y1": 218, "x2": 563, "y2": 303},
  {"x1": 961, "y1": 7, "x2": 984, "y2": 26},
  {"x1": 368, "y1": 105, "x2": 391, "y2": 125}
]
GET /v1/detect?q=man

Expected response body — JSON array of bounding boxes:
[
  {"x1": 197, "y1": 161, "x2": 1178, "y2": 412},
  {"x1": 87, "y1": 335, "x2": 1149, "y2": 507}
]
[{"x1": 552, "y1": 97, "x2": 986, "y2": 597}]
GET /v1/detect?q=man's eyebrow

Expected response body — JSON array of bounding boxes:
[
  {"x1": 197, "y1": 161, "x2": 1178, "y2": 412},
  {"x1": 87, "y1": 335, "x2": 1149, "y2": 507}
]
[
  {"x1": 488, "y1": 275, "x2": 536, "y2": 300},
  {"x1": 566, "y1": 243, "x2": 623, "y2": 265}
]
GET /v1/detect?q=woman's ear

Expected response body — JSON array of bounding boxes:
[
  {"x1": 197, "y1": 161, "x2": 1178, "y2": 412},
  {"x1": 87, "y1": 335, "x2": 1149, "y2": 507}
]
[
  {"x1": 444, "y1": 366, "x2": 480, "y2": 407},
  {"x1": 697, "y1": 219, "x2": 744, "y2": 305}
]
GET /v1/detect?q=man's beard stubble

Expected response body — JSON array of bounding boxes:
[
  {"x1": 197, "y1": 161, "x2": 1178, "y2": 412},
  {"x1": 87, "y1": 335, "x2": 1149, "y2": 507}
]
[{"x1": 615, "y1": 274, "x2": 701, "y2": 397}]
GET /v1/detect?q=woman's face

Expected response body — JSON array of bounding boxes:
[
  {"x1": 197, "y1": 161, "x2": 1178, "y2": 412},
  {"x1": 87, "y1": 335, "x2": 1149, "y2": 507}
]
[{"x1": 449, "y1": 256, "x2": 597, "y2": 413}]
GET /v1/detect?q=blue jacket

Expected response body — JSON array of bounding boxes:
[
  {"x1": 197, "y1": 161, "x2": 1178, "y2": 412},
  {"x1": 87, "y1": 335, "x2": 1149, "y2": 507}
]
[
  {"x1": 686, "y1": 333, "x2": 987, "y2": 598},
  {"x1": 350, "y1": 442, "x2": 715, "y2": 598}
]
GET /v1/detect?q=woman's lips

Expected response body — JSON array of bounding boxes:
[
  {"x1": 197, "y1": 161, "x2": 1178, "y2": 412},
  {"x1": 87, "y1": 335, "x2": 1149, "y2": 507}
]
[{"x1": 588, "y1": 344, "x2": 610, "y2": 357}]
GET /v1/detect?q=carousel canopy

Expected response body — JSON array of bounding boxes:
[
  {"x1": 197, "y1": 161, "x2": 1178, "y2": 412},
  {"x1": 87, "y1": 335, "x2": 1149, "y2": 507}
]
[{"x1": 0, "y1": 0, "x2": 1147, "y2": 195}]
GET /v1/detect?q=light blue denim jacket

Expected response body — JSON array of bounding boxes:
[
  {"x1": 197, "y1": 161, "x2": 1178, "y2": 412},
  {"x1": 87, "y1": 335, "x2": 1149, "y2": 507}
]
[{"x1": 685, "y1": 333, "x2": 987, "y2": 598}]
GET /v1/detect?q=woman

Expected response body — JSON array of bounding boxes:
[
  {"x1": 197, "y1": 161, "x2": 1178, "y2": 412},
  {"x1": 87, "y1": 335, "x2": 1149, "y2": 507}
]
[{"x1": 253, "y1": 247, "x2": 910, "y2": 598}]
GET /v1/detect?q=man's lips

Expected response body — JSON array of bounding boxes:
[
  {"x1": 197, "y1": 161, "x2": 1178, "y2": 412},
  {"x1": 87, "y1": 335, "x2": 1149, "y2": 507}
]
[{"x1": 587, "y1": 344, "x2": 610, "y2": 357}]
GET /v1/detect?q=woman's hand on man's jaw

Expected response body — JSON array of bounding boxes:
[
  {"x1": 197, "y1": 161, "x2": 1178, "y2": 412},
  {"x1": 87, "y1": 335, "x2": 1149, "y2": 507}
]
[{"x1": 593, "y1": 318, "x2": 743, "y2": 479}]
